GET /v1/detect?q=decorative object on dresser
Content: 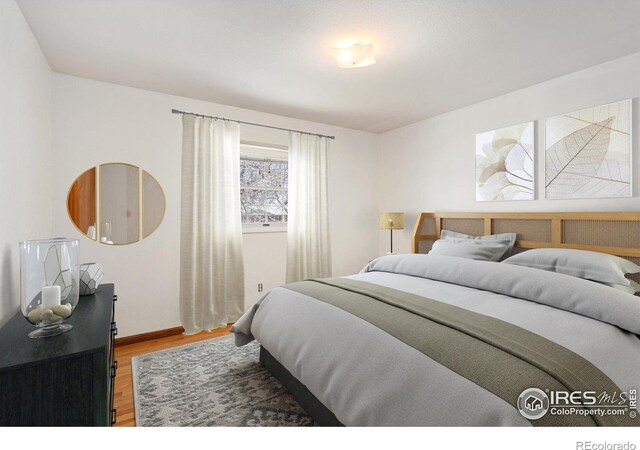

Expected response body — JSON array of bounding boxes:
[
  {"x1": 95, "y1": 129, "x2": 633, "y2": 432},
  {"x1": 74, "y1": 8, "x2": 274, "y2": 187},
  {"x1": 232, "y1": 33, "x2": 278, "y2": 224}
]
[
  {"x1": 545, "y1": 99, "x2": 632, "y2": 199},
  {"x1": 79, "y1": 262, "x2": 104, "y2": 296},
  {"x1": 0, "y1": 284, "x2": 118, "y2": 426},
  {"x1": 379, "y1": 212, "x2": 404, "y2": 254},
  {"x1": 19, "y1": 238, "x2": 80, "y2": 338},
  {"x1": 475, "y1": 121, "x2": 535, "y2": 201}
]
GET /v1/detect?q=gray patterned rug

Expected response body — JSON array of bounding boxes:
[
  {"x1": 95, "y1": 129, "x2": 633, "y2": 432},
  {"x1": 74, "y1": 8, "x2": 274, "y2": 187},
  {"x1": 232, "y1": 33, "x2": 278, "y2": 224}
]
[{"x1": 132, "y1": 335, "x2": 315, "y2": 426}]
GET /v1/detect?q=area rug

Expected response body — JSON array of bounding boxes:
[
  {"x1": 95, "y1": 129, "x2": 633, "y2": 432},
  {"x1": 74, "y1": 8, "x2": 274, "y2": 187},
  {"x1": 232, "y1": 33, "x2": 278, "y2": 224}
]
[{"x1": 131, "y1": 335, "x2": 315, "y2": 426}]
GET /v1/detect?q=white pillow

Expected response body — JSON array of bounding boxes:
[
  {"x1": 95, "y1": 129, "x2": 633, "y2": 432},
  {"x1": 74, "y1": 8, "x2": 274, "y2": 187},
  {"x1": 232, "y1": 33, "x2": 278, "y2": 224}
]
[
  {"x1": 429, "y1": 239, "x2": 510, "y2": 262},
  {"x1": 441, "y1": 230, "x2": 517, "y2": 255},
  {"x1": 502, "y1": 248, "x2": 640, "y2": 286},
  {"x1": 600, "y1": 280, "x2": 640, "y2": 295}
]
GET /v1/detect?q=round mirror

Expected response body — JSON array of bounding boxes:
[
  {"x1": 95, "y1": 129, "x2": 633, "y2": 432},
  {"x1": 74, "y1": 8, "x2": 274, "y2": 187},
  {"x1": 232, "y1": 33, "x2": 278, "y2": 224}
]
[{"x1": 67, "y1": 163, "x2": 166, "y2": 245}]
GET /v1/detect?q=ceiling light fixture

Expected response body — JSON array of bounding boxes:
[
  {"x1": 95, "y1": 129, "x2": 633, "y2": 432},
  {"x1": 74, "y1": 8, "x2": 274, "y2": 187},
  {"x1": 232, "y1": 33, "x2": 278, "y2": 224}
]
[{"x1": 332, "y1": 43, "x2": 376, "y2": 68}]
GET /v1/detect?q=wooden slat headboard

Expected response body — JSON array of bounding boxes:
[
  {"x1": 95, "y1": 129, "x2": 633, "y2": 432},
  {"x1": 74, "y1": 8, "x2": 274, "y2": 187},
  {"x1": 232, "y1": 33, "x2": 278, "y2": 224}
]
[{"x1": 412, "y1": 213, "x2": 640, "y2": 282}]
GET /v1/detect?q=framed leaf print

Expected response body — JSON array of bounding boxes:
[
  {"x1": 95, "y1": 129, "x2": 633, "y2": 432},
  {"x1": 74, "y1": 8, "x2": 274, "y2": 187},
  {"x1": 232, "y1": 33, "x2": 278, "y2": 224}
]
[
  {"x1": 475, "y1": 121, "x2": 535, "y2": 201},
  {"x1": 545, "y1": 99, "x2": 632, "y2": 199}
]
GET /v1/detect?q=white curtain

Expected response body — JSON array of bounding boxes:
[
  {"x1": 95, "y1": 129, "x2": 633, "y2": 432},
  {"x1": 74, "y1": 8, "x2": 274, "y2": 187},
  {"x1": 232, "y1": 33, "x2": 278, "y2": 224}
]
[
  {"x1": 180, "y1": 115, "x2": 244, "y2": 334},
  {"x1": 286, "y1": 132, "x2": 331, "y2": 282}
]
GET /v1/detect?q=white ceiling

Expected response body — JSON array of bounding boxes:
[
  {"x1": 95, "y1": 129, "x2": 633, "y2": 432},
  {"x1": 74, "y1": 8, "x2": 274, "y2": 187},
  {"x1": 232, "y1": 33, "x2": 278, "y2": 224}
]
[{"x1": 16, "y1": 0, "x2": 640, "y2": 133}]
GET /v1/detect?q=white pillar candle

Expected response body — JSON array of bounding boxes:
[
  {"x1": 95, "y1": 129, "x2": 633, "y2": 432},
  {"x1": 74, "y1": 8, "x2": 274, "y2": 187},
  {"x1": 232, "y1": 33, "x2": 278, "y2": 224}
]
[{"x1": 42, "y1": 285, "x2": 61, "y2": 309}]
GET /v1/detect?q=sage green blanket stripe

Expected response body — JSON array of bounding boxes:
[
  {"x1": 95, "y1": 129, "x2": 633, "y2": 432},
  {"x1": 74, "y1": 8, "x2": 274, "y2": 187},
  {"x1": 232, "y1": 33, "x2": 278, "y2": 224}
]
[
  {"x1": 283, "y1": 278, "x2": 638, "y2": 426},
  {"x1": 311, "y1": 278, "x2": 617, "y2": 419}
]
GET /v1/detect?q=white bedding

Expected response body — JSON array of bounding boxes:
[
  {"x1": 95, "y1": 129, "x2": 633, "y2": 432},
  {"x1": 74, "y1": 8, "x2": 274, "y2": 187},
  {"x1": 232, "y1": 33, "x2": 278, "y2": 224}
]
[{"x1": 232, "y1": 254, "x2": 640, "y2": 426}]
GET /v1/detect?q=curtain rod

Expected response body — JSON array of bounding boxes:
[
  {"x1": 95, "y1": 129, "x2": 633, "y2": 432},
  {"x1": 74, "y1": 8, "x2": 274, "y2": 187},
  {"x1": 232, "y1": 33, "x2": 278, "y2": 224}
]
[{"x1": 171, "y1": 109, "x2": 335, "y2": 140}]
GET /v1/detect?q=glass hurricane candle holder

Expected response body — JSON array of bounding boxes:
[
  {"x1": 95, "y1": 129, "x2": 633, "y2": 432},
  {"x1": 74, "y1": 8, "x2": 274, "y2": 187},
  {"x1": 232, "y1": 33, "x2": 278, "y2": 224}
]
[{"x1": 20, "y1": 238, "x2": 80, "y2": 338}]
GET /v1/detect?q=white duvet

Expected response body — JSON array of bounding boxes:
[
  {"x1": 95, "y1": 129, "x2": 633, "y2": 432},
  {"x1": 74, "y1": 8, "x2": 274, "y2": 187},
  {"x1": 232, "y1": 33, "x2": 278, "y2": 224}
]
[{"x1": 232, "y1": 254, "x2": 640, "y2": 426}]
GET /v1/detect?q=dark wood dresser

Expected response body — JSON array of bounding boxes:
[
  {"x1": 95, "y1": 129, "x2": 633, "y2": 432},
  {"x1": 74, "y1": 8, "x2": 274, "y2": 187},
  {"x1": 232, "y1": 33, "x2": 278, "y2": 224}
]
[{"x1": 0, "y1": 284, "x2": 118, "y2": 426}]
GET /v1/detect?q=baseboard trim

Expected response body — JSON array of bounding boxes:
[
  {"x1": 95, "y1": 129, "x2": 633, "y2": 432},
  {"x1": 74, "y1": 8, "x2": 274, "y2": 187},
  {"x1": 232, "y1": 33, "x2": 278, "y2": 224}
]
[{"x1": 115, "y1": 326, "x2": 185, "y2": 347}]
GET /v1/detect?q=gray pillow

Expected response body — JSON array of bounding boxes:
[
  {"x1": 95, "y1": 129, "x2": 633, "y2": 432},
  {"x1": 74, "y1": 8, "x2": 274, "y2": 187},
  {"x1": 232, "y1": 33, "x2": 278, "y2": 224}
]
[
  {"x1": 502, "y1": 248, "x2": 640, "y2": 286},
  {"x1": 441, "y1": 230, "x2": 516, "y2": 253},
  {"x1": 600, "y1": 280, "x2": 640, "y2": 295},
  {"x1": 429, "y1": 239, "x2": 510, "y2": 262}
]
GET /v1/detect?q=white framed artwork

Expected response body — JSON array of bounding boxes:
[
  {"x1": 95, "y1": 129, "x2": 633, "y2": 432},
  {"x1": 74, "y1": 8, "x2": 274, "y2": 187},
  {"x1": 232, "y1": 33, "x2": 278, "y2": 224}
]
[
  {"x1": 475, "y1": 121, "x2": 535, "y2": 201},
  {"x1": 545, "y1": 99, "x2": 632, "y2": 199}
]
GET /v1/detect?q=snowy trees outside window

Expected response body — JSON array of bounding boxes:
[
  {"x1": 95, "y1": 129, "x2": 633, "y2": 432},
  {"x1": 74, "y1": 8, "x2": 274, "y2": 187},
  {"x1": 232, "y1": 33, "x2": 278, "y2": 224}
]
[{"x1": 240, "y1": 159, "x2": 288, "y2": 224}]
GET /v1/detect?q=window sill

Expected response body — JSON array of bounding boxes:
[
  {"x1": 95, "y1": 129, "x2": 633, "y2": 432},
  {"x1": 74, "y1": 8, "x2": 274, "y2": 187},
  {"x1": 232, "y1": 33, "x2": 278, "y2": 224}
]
[{"x1": 242, "y1": 226, "x2": 287, "y2": 234}]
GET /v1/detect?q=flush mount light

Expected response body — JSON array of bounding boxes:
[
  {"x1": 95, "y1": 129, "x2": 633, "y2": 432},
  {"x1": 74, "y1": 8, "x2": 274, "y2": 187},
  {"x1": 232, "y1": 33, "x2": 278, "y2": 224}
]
[{"x1": 332, "y1": 43, "x2": 376, "y2": 68}]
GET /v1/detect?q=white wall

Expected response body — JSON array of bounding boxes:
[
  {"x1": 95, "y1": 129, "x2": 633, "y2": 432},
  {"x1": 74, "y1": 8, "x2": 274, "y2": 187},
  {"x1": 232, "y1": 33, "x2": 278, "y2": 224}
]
[
  {"x1": 0, "y1": 0, "x2": 52, "y2": 326},
  {"x1": 17, "y1": 1, "x2": 640, "y2": 336},
  {"x1": 51, "y1": 74, "x2": 380, "y2": 337},
  {"x1": 377, "y1": 52, "x2": 640, "y2": 255}
]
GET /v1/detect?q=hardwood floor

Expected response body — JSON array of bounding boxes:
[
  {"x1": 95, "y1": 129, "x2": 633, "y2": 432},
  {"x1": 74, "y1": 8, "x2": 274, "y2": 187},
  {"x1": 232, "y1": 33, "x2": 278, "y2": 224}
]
[{"x1": 113, "y1": 325, "x2": 232, "y2": 427}]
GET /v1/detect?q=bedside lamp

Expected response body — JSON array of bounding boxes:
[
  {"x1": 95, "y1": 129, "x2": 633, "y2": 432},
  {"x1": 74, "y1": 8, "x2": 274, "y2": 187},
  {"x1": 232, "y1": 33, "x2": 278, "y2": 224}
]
[{"x1": 379, "y1": 212, "x2": 404, "y2": 254}]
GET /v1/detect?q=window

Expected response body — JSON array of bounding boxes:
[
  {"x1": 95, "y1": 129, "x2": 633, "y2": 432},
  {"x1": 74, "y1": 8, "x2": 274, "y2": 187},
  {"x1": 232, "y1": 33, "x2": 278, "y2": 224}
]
[{"x1": 240, "y1": 142, "x2": 288, "y2": 226}]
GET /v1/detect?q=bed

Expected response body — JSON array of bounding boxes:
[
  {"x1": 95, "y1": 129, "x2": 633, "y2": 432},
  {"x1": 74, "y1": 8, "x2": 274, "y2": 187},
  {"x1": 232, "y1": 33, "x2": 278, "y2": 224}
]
[{"x1": 232, "y1": 212, "x2": 640, "y2": 426}]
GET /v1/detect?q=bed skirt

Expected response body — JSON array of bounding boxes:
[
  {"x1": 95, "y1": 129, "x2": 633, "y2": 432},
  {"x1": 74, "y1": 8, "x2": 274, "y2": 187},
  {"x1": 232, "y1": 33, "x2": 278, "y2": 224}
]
[{"x1": 259, "y1": 346, "x2": 343, "y2": 427}]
